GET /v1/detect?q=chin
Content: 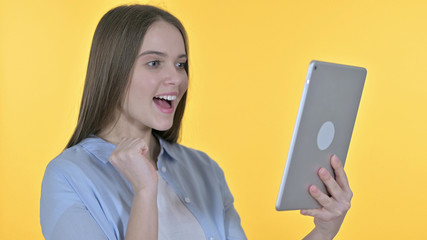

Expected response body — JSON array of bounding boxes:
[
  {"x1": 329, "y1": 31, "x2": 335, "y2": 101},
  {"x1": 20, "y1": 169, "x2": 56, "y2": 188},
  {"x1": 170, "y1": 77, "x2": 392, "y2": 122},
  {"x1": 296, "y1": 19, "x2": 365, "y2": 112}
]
[{"x1": 152, "y1": 121, "x2": 174, "y2": 132}]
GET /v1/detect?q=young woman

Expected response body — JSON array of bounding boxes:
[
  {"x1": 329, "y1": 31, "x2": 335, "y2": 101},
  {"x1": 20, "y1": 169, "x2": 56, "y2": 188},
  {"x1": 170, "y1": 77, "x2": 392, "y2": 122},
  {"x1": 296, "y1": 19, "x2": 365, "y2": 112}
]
[{"x1": 40, "y1": 5, "x2": 352, "y2": 240}]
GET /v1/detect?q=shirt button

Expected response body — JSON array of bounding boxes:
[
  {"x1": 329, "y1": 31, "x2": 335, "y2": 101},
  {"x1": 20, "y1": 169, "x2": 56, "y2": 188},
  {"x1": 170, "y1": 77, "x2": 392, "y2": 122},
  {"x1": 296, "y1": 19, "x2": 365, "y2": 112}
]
[
  {"x1": 161, "y1": 166, "x2": 167, "y2": 173},
  {"x1": 209, "y1": 237, "x2": 215, "y2": 240},
  {"x1": 184, "y1": 197, "x2": 191, "y2": 203}
]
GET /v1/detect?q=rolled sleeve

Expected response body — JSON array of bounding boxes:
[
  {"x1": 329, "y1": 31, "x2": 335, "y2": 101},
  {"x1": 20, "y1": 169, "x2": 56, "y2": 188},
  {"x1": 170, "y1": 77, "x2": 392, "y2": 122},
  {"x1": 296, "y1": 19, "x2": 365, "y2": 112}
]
[{"x1": 215, "y1": 164, "x2": 247, "y2": 240}]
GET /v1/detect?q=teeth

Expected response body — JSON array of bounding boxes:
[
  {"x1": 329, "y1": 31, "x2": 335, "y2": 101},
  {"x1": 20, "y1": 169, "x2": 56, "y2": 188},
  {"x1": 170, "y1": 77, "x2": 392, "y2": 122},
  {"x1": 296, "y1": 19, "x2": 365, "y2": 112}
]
[{"x1": 155, "y1": 95, "x2": 177, "y2": 101}]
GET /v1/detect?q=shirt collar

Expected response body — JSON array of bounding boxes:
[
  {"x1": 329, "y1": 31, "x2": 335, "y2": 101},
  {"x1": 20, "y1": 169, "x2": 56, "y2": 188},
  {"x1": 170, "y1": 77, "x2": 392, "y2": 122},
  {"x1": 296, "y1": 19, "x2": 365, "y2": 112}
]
[
  {"x1": 154, "y1": 134, "x2": 178, "y2": 161},
  {"x1": 78, "y1": 135, "x2": 115, "y2": 164},
  {"x1": 78, "y1": 134, "x2": 178, "y2": 164}
]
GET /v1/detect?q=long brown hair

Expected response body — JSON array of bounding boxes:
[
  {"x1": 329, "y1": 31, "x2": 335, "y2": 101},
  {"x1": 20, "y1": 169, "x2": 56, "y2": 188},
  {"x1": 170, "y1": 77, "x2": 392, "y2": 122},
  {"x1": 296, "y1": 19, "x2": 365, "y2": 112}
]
[{"x1": 66, "y1": 5, "x2": 189, "y2": 148}]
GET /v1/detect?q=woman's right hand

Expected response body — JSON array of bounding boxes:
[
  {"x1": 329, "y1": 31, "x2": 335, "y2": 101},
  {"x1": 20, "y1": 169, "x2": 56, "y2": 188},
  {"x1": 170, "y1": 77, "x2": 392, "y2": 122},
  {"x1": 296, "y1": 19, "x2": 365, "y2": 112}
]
[
  {"x1": 109, "y1": 138, "x2": 158, "y2": 194},
  {"x1": 109, "y1": 138, "x2": 159, "y2": 240}
]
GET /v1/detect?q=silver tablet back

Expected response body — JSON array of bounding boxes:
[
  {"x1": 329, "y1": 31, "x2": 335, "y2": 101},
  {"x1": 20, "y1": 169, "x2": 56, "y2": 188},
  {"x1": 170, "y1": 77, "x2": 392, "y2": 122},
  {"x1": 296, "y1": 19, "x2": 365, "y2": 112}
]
[{"x1": 276, "y1": 61, "x2": 366, "y2": 211}]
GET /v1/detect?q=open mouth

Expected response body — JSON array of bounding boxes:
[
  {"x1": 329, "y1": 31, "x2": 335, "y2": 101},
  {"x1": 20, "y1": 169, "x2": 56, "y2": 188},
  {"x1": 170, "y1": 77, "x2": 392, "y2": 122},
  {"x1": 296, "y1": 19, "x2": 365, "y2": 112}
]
[{"x1": 153, "y1": 95, "x2": 176, "y2": 112}]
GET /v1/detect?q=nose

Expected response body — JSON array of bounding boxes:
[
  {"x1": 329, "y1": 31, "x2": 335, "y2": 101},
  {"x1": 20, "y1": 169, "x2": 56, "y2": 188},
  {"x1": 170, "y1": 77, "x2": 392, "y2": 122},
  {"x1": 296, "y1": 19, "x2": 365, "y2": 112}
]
[{"x1": 163, "y1": 63, "x2": 187, "y2": 86}]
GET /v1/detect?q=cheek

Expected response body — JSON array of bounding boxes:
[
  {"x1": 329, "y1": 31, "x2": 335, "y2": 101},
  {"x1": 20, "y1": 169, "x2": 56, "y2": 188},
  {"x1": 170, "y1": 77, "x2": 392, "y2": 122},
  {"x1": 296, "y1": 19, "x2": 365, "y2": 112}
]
[
  {"x1": 130, "y1": 75, "x2": 156, "y2": 97},
  {"x1": 180, "y1": 76, "x2": 189, "y2": 92},
  {"x1": 127, "y1": 82, "x2": 152, "y2": 108}
]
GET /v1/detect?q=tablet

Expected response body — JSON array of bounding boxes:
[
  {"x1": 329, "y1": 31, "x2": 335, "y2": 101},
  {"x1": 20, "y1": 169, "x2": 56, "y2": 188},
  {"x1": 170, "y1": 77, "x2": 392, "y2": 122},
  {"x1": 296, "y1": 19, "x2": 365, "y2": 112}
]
[{"x1": 276, "y1": 60, "x2": 366, "y2": 211}]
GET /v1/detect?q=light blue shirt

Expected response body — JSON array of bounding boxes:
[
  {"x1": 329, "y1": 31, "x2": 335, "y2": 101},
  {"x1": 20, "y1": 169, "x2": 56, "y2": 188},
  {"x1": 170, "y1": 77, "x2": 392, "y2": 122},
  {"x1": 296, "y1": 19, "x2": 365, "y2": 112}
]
[{"x1": 40, "y1": 135, "x2": 246, "y2": 240}]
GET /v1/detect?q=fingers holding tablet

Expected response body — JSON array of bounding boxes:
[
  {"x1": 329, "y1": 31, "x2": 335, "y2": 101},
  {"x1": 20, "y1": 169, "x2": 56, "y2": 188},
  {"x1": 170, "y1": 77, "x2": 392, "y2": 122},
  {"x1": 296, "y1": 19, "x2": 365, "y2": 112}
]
[
  {"x1": 300, "y1": 155, "x2": 353, "y2": 239},
  {"x1": 331, "y1": 155, "x2": 352, "y2": 195},
  {"x1": 309, "y1": 155, "x2": 352, "y2": 212}
]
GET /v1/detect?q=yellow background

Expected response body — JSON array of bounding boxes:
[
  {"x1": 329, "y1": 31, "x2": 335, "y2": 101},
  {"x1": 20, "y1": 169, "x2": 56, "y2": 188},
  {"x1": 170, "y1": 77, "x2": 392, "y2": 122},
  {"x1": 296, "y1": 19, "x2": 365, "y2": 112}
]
[{"x1": 1, "y1": 0, "x2": 427, "y2": 239}]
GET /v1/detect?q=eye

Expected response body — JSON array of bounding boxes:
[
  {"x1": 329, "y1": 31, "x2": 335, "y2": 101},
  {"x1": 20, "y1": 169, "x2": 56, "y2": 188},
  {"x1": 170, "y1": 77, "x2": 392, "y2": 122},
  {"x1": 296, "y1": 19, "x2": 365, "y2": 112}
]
[
  {"x1": 175, "y1": 62, "x2": 186, "y2": 69},
  {"x1": 147, "y1": 60, "x2": 160, "y2": 68}
]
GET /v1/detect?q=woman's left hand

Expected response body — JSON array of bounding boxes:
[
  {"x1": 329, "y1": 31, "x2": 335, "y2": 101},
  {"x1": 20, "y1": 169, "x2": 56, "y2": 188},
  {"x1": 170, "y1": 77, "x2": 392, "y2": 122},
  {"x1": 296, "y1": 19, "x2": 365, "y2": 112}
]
[{"x1": 301, "y1": 155, "x2": 353, "y2": 240}]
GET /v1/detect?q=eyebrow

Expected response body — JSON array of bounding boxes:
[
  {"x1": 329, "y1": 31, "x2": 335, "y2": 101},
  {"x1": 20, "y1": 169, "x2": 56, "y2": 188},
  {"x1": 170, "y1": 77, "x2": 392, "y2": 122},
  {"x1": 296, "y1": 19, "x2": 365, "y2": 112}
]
[{"x1": 138, "y1": 50, "x2": 187, "y2": 59}]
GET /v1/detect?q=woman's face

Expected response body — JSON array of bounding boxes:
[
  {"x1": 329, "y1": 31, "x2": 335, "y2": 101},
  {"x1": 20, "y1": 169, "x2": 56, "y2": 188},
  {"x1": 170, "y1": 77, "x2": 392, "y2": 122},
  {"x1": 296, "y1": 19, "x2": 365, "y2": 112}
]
[{"x1": 119, "y1": 20, "x2": 188, "y2": 133}]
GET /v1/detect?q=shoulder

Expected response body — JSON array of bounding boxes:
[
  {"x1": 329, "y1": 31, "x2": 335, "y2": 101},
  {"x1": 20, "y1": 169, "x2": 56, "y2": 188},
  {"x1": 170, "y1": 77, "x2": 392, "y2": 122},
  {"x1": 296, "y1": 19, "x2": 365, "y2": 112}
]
[
  {"x1": 43, "y1": 141, "x2": 110, "y2": 188},
  {"x1": 41, "y1": 140, "x2": 126, "y2": 210},
  {"x1": 45, "y1": 145, "x2": 94, "y2": 175}
]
